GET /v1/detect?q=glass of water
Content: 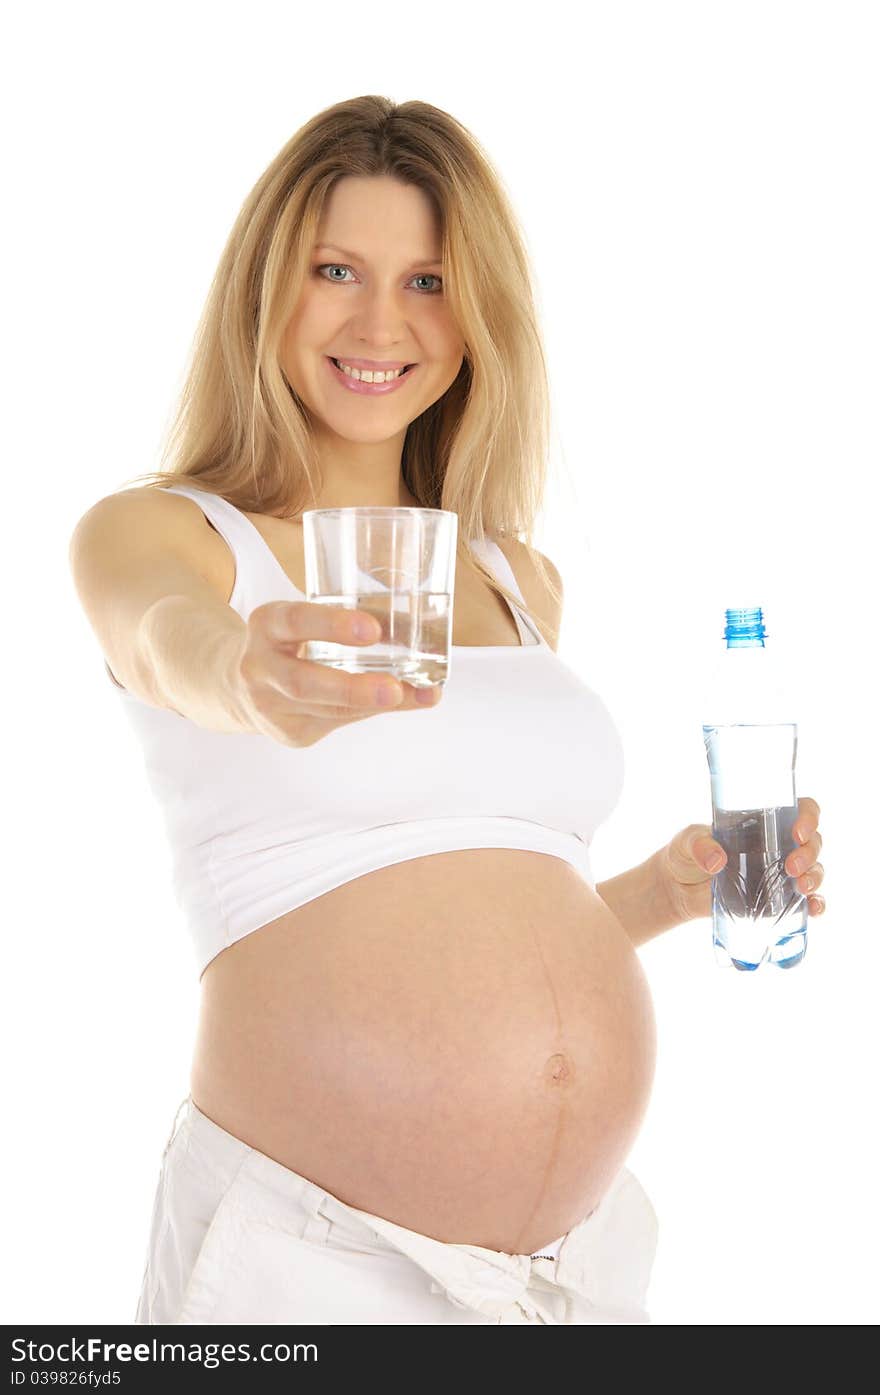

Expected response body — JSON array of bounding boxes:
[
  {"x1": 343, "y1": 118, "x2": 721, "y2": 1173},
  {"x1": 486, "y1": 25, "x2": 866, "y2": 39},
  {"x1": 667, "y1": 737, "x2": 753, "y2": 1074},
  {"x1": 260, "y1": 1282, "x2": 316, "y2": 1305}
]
[{"x1": 301, "y1": 507, "x2": 459, "y2": 690}]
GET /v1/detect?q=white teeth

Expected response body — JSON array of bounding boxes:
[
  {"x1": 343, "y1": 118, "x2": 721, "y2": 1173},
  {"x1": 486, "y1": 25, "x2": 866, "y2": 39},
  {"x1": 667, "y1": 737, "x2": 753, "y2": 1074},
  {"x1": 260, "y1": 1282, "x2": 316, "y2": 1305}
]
[{"x1": 334, "y1": 359, "x2": 407, "y2": 383}]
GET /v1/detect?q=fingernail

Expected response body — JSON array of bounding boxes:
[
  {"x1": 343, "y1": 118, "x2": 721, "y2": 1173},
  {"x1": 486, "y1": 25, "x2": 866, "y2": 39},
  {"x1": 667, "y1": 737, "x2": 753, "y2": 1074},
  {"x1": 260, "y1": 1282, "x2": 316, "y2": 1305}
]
[
  {"x1": 796, "y1": 825, "x2": 808, "y2": 844},
  {"x1": 706, "y1": 853, "x2": 724, "y2": 872},
  {"x1": 354, "y1": 616, "x2": 379, "y2": 641},
  {"x1": 415, "y1": 687, "x2": 435, "y2": 705}
]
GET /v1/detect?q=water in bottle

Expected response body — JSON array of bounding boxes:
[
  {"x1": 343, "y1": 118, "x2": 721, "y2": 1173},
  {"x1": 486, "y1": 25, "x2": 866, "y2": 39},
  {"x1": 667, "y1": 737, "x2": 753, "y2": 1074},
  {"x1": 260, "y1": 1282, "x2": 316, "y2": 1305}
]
[{"x1": 702, "y1": 607, "x2": 808, "y2": 971}]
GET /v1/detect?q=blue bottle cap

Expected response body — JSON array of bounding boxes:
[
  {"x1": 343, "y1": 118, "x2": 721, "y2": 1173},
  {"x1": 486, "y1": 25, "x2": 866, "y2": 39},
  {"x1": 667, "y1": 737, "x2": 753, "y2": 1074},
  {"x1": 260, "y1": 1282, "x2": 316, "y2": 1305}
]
[{"x1": 723, "y1": 607, "x2": 767, "y2": 644}]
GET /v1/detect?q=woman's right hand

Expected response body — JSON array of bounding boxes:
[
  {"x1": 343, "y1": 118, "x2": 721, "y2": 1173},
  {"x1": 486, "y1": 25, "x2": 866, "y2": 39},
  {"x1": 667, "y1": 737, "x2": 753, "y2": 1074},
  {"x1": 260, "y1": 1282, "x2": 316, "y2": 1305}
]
[{"x1": 229, "y1": 600, "x2": 442, "y2": 747}]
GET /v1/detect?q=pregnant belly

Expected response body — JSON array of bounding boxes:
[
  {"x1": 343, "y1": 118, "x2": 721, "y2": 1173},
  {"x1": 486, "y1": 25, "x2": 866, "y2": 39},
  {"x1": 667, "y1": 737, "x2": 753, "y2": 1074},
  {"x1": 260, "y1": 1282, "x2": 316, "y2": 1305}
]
[{"x1": 190, "y1": 849, "x2": 657, "y2": 1257}]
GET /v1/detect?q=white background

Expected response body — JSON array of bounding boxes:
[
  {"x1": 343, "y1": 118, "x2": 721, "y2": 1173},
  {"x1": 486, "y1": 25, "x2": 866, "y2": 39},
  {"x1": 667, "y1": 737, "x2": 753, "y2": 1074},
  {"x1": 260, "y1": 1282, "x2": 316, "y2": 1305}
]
[{"x1": 4, "y1": 0, "x2": 876, "y2": 1326}]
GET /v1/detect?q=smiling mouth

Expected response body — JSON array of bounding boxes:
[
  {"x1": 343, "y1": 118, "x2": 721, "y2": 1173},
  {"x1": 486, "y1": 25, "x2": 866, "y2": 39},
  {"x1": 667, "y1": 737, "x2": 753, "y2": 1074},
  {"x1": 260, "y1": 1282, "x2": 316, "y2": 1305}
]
[{"x1": 329, "y1": 357, "x2": 417, "y2": 377}]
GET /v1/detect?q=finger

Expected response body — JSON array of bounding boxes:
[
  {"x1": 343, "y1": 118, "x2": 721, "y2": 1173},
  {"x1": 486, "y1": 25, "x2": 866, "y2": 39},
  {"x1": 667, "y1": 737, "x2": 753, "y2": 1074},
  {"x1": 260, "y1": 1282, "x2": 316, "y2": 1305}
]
[
  {"x1": 669, "y1": 828, "x2": 727, "y2": 876},
  {"x1": 795, "y1": 796, "x2": 821, "y2": 842},
  {"x1": 313, "y1": 683, "x2": 441, "y2": 726},
  {"x1": 268, "y1": 604, "x2": 434, "y2": 713},
  {"x1": 796, "y1": 861, "x2": 824, "y2": 893},
  {"x1": 279, "y1": 662, "x2": 440, "y2": 715},
  {"x1": 268, "y1": 599, "x2": 378, "y2": 650},
  {"x1": 397, "y1": 682, "x2": 442, "y2": 710},
  {"x1": 696, "y1": 837, "x2": 726, "y2": 873},
  {"x1": 786, "y1": 835, "x2": 823, "y2": 877},
  {"x1": 290, "y1": 684, "x2": 442, "y2": 736},
  {"x1": 267, "y1": 653, "x2": 401, "y2": 712}
]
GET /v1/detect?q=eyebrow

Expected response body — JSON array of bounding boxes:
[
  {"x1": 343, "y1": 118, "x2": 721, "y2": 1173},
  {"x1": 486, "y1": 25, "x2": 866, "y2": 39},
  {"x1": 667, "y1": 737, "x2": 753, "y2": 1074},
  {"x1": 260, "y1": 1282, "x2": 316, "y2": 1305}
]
[{"x1": 314, "y1": 243, "x2": 443, "y2": 270}]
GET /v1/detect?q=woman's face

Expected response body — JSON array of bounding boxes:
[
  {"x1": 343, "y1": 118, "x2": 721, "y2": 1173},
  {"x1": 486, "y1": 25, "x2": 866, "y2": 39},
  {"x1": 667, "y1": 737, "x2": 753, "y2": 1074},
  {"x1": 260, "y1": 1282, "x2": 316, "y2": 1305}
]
[{"x1": 281, "y1": 176, "x2": 466, "y2": 447}]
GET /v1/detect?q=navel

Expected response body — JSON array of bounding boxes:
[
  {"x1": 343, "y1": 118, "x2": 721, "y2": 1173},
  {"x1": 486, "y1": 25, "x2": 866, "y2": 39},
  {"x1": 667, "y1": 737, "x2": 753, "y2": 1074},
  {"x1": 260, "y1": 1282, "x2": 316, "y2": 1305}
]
[{"x1": 543, "y1": 1051, "x2": 575, "y2": 1086}]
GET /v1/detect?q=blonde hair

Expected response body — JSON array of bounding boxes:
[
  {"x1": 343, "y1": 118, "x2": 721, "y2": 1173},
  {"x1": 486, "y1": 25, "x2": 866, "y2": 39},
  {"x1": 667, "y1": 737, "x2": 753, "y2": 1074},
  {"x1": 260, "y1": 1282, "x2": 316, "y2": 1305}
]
[{"x1": 121, "y1": 94, "x2": 561, "y2": 630}]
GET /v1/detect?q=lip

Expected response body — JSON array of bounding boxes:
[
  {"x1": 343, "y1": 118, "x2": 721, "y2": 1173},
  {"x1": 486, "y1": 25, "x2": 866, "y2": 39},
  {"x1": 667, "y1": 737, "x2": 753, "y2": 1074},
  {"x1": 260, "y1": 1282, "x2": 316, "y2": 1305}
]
[{"x1": 325, "y1": 356, "x2": 419, "y2": 396}]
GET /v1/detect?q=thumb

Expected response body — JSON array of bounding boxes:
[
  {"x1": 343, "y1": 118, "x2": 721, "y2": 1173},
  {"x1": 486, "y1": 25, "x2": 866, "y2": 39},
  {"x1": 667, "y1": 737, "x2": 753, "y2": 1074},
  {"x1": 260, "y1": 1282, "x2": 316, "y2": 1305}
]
[{"x1": 668, "y1": 823, "x2": 727, "y2": 883}]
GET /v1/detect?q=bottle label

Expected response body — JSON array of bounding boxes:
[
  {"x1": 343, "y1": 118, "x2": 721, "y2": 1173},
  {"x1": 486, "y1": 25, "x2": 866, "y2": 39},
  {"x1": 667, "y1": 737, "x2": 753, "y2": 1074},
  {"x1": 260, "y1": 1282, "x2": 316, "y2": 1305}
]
[{"x1": 704, "y1": 724, "x2": 796, "y2": 810}]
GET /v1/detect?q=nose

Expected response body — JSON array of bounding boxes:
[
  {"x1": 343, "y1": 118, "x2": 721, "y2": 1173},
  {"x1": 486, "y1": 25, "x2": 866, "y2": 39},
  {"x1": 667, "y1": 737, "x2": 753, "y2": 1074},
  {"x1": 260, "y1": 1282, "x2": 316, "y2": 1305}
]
[{"x1": 349, "y1": 279, "x2": 414, "y2": 342}]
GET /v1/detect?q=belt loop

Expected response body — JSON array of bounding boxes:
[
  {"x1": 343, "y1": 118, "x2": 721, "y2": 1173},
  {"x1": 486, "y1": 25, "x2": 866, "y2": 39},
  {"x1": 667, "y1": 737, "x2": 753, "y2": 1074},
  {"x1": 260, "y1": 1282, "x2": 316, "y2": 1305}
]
[
  {"x1": 161, "y1": 1093, "x2": 190, "y2": 1162},
  {"x1": 293, "y1": 1184, "x2": 335, "y2": 1246},
  {"x1": 300, "y1": 1211, "x2": 332, "y2": 1246}
]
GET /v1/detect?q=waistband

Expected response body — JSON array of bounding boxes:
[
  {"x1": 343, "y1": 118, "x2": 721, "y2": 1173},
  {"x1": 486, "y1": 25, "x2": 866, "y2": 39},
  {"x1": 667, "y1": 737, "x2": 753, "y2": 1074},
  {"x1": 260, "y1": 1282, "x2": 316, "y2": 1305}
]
[{"x1": 167, "y1": 1094, "x2": 657, "y2": 1323}]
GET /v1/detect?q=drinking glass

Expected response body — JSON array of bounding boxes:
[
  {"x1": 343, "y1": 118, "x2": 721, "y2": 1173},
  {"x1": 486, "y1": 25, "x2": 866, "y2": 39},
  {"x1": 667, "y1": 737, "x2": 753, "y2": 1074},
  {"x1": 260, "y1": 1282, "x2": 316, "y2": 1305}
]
[{"x1": 301, "y1": 507, "x2": 458, "y2": 689}]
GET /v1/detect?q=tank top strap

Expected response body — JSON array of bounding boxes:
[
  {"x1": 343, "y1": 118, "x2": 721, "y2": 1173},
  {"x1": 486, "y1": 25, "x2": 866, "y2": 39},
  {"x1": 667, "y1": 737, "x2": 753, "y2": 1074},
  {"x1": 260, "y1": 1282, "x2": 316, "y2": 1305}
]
[
  {"x1": 160, "y1": 483, "x2": 256, "y2": 550},
  {"x1": 467, "y1": 536, "x2": 527, "y2": 606},
  {"x1": 160, "y1": 484, "x2": 297, "y2": 611},
  {"x1": 468, "y1": 537, "x2": 541, "y2": 645}
]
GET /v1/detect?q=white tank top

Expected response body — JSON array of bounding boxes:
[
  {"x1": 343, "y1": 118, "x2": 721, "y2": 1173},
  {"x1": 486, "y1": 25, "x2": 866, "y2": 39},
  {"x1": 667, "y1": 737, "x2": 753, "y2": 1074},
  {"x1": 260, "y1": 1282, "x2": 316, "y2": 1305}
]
[{"x1": 107, "y1": 485, "x2": 625, "y2": 979}]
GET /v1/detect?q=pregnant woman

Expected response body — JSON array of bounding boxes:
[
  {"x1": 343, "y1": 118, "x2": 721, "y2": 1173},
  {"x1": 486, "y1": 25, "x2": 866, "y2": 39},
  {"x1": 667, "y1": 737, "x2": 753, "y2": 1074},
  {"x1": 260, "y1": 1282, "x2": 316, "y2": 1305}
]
[{"x1": 68, "y1": 96, "x2": 825, "y2": 1326}]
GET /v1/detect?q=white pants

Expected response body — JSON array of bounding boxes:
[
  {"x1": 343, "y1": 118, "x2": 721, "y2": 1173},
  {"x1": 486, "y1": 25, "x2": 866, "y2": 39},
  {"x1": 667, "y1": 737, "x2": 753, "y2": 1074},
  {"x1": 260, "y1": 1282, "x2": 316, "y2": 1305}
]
[{"x1": 135, "y1": 1096, "x2": 659, "y2": 1325}]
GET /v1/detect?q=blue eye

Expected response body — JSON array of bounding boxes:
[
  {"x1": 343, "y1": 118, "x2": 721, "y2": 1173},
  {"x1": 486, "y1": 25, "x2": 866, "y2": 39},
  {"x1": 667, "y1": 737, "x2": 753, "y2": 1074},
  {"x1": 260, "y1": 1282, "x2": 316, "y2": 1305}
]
[{"x1": 315, "y1": 264, "x2": 443, "y2": 294}]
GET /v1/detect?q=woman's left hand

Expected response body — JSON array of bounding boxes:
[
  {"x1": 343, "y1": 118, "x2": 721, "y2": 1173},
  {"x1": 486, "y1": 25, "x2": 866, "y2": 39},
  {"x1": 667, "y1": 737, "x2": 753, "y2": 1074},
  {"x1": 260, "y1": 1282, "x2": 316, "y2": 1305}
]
[{"x1": 658, "y1": 795, "x2": 825, "y2": 925}]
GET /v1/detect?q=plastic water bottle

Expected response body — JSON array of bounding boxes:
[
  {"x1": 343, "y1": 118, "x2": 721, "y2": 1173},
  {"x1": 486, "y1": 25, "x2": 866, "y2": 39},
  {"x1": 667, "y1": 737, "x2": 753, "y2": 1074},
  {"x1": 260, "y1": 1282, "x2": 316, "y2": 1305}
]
[{"x1": 701, "y1": 607, "x2": 808, "y2": 971}]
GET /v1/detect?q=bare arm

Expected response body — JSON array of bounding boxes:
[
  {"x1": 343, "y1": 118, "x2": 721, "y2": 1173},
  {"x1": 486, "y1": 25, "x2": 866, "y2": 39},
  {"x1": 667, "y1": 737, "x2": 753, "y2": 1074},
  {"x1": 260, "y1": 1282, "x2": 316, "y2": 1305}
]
[
  {"x1": 139, "y1": 593, "x2": 250, "y2": 733},
  {"x1": 69, "y1": 488, "x2": 253, "y2": 732},
  {"x1": 596, "y1": 850, "x2": 683, "y2": 948}
]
